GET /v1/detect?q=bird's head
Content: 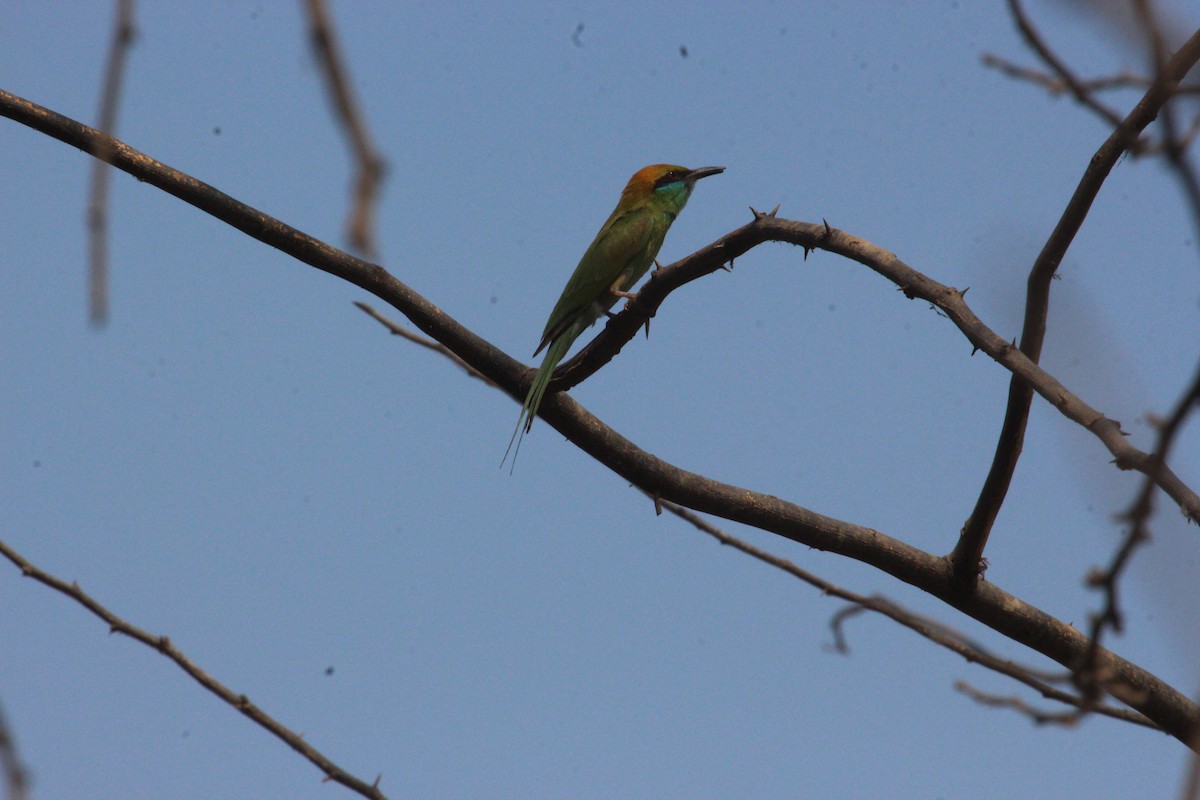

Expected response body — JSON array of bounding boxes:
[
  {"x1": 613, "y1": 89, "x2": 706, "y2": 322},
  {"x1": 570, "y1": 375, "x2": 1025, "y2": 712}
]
[{"x1": 622, "y1": 164, "x2": 724, "y2": 211}]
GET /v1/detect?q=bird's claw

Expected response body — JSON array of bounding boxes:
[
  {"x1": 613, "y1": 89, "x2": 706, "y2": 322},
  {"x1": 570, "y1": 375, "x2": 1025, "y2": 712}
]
[{"x1": 610, "y1": 288, "x2": 639, "y2": 310}]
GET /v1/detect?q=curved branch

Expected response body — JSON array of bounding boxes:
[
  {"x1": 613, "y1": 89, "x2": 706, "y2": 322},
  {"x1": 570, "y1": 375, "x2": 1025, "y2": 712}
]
[{"x1": 2, "y1": 87, "x2": 1197, "y2": 747}]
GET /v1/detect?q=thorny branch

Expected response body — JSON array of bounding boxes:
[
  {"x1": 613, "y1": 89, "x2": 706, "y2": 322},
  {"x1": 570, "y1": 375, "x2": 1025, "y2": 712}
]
[{"x1": 1, "y1": 86, "x2": 1197, "y2": 746}]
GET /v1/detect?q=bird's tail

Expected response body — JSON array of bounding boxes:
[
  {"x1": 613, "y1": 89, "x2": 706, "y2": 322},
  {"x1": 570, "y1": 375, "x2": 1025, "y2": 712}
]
[{"x1": 502, "y1": 335, "x2": 573, "y2": 471}]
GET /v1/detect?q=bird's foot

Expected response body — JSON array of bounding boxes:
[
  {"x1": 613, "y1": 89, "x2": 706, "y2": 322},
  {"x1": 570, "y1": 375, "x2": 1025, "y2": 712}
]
[{"x1": 609, "y1": 288, "x2": 640, "y2": 310}]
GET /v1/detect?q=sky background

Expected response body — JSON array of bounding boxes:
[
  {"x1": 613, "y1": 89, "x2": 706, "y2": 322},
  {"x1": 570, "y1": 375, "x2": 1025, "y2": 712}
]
[{"x1": 3, "y1": 2, "x2": 1200, "y2": 798}]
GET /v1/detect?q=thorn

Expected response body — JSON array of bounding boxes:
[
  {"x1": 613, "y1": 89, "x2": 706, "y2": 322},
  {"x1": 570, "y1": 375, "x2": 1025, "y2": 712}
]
[
  {"x1": 961, "y1": 286, "x2": 970, "y2": 297},
  {"x1": 822, "y1": 219, "x2": 832, "y2": 236},
  {"x1": 652, "y1": 493, "x2": 663, "y2": 516},
  {"x1": 650, "y1": 258, "x2": 665, "y2": 277},
  {"x1": 768, "y1": 203, "x2": 780, "y2": 217},
  {"x1": 802, "y1": 246, "x2": 811, "y2": 261},
  {"x1": 971, "y1": 345, "x2": 980, "y2": 356},
  {"x1": 644, "y1": 317, "x2": 652, "y2": 339},
  {"x1": 749, "y1": 205, "x2": 762, "y2": 219}
]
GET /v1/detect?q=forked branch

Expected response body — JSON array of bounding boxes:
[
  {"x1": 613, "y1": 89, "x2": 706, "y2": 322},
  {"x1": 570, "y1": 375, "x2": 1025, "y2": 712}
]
[{"x1": 1, "y1": 86, "x2": 1197, "y2": 746}]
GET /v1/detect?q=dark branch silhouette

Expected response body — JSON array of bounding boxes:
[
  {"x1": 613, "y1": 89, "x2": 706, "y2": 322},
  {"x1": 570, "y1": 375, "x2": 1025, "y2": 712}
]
[
  {"x1": 2, "y1": 86, "x2": 1197, "y2": 748},
  {"x1": 0, "y1": 539, "x2": 388, "y2": 800},
  {"x1": 951, "y1": 9, "x2": 1200, "y2": 587},
  {"x1": 87, "y1": 0, "x2": 136, "y2": 326},
  {"x1": 306, "y1": 0, "x2": 386, "y2": 257}
]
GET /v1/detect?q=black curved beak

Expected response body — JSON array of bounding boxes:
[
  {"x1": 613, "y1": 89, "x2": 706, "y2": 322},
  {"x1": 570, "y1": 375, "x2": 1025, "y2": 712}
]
[{"x1": 686, "y1": 166, "x2": 725, "y2": 182}]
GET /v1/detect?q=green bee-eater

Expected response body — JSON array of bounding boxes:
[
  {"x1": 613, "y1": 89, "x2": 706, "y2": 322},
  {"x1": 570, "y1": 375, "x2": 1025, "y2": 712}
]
[{"x1": 505, "y1": 163, "x2": 724, "y2": 464}]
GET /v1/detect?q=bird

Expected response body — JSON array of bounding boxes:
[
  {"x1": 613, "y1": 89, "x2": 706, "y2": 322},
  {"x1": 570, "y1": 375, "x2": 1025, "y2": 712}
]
[{"x1": 504, "y1": 163, "x2": 724, "y2": 466}]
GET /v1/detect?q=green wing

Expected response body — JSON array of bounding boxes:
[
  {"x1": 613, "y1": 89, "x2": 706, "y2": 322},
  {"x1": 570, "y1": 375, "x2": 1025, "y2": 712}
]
[{"x1": 534, "y1": 205, "x2": 658, "y2": 355}]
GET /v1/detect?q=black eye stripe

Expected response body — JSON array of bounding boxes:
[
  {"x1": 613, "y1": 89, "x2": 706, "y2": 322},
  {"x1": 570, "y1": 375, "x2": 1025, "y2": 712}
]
[{"x1": 653, "y1": 170, "x2": 687, "y2": 189}]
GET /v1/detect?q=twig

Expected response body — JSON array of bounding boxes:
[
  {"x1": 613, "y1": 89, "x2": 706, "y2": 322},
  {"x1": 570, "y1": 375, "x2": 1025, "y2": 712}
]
[
  {"x1": 1141, "y1": 3, "x2": 1200, "y2": 251},
  {"x1": 87, "y1": 0, "x2": 136, "y2": 326},
  {"x1": 956, "y1": 681, "x2": 1083, "y2": 727},
  {"x1": 1081, "y1": 358, "x2": 1200, "y2": 694},
  {"x1": 0, "y1": 538, "x2": 389, "y2": 800},
  {"x1": 981, "y1": 53, "x2": 1143, "y2": 104},
  {"x1": 305, "y1": 0, "x2": 386, "y2": 256},
  {"x1": 0, "y1": 694, "x2": 29, "y2": 800},
  {"x1": 354, "y1": 301, "x2": 497, "y2": 386},
  {"x1": 1004, "y1": 0, "x2": 1124, "y2": 128},
  {"x1": 654, "y1": 495, "x2": 1158, "y2": 730},
  {"x1": 1184, "y1": 746, "x2": 1200, "y2": 800}
]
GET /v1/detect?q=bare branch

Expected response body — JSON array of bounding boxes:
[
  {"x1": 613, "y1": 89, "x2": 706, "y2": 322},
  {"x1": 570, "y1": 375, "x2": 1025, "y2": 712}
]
[
  {"x1": 1079, "y1": 357, "x2": 1200, "y2": 701},
  {"x1": 358, "y1": 253, "x2": 1174, "y2": 736},
  {"x1": 87, "y1": 0, "x2": 136, "y2": 326},
  {"x1": 1140, "y1": 3, "x2": 1200, "y2": 249},
  {"x1": 980, "y1": 53, "x2": 1133, "y2": 121},
  {"x1": 0, "y1": 694, "x2": 30, "y2": 800},
  {"x1": 1003, "y1": 0, "x2": 1126, "y2": 127},
  {"x1": 354, "y1": 301, "x2": 498, "y2": 387},
  {"x1": 952, "y1": 14, "x2": 1200, "y2": 587},
  {"x1": 1185, "y1": 747, "x2": 1200, "y2": 800},
  {"x1": 655, "y1": 496, "x2": 1158, "y2": 730},
  {"x1": 1064, "y1": 3, "x2": 1200, "y2": 703},
  {"x1": 956, "y1": 681, "x2": 1083, "y2": 728},
  {"x1": 0, "y1": 538, "x2": 389, "y2": 800},
  {"x1": 305, "y1": 0, "x2": 387, "y2": 256},
  {"x1": 2, "y1": 88, "x2": 1197, "y2": 745}
]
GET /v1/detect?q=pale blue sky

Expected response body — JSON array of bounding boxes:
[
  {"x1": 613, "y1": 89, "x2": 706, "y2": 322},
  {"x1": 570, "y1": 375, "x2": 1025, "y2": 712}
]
[{"x1": 3, "y1": 3, "x2": 1199, "y2": 798}]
